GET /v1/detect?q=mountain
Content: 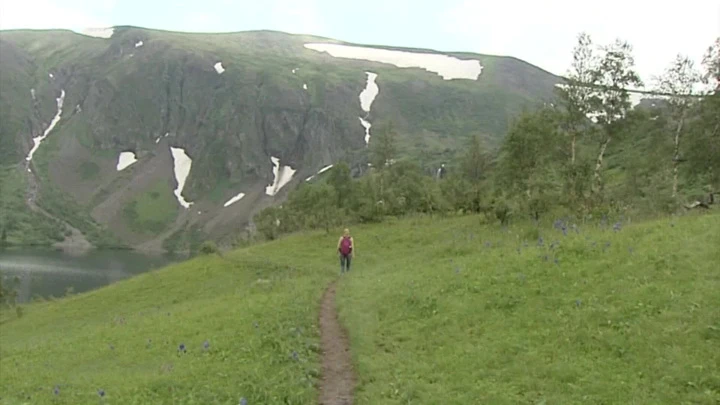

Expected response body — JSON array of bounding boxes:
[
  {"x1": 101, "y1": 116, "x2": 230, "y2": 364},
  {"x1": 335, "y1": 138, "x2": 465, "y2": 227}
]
[{"x1": 0, "y1": 26, "x2": 560, "y2": 251}]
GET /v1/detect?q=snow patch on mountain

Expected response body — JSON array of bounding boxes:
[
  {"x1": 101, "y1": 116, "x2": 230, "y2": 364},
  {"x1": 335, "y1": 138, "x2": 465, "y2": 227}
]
[
  {"x1": 170, "y1": 147, "x2": 194, "y2": 208},
  {"x1": 304, "y1": 43, "x2": 483, "y2": 80},
  {"x1": 265, "y1": 157, "x2": 296, "y2": 196},
  {"x1": 359, "y1": 72, "x2": 379, "y2": 112},
  {"x1": 80, "y1": 27, "x2": 114, "y2": 39},
  {"x1": 26, "y1": 89, "x2": 65, "y2": 162},
  {"x1": 116, "y1": 152, "x2": 138, "y2": 171},
  {"x1": 223, "y1": 192, "x2": 246, "y2": 207},
  {"x1": 359, "y1": 117, "x2": 372, "y2": 145}
]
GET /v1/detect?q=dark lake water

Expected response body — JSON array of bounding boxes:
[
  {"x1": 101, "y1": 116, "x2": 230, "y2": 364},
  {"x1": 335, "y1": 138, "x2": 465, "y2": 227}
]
[{"x1": 0, "y1": 248, "x2": 182, "y2": 304}]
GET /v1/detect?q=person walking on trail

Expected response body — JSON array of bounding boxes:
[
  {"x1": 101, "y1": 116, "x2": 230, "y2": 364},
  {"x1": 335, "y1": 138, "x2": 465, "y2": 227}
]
[{"x1": 337, "y1": 228, "x2": 355, "y2": 273}]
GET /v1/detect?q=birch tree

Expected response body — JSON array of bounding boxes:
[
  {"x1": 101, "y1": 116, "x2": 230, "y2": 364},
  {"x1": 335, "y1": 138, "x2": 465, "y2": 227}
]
[
  {"x1": 589, "y1": 39, "x2": 643, "y2": 193},
  {"x1": 557, "y1": 32, "x2": 597, "y2": 165},
  {"x1": 654, "y1": 55, "x2": 702, "y2": 198}
]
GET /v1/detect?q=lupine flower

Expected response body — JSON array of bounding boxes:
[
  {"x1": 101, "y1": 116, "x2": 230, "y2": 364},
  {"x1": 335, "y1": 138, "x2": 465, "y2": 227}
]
[
  {"x1": 178, "y1": 343, "x2": 186, "y2": 353},
  {"x1": 484, "y1": 241, "x2": 491, "y2": 248},
  {"x1": 628, "y1": 247, "x2": 634, "y2": 254},
  {"x1": 454, "y1": 266, "x2": 461, "y2": 274},
  {"x1": 291, "y1": 351, "x2": 299, "y2": 361},
  {"x1": 543, "y1": 255, "x2": 548, "y2": 262},
  {"x1": 575, "y1": 299, "x2": 582, "y2": 308},
  {"x1": 613, "y1": 222, "x2": 622, "y2": 232},
  {"x1": 53, "y1": 386, "x2": 59, "y2": 395},
  {"x1": 203, "y1": 340, "x2": 210, "y2": 350},
  {"x1": 240, "y1": 398, "x2": 248, "y2": 405},
  {"x1": 538, "y1": 237, "x2": 544, "y2": 246},
  {"x1": 98, "y1": 389, "x2": 105, "y2": 398},
  {"x1": 554, "y1": 257, "x2": 559, "y2": 265},
  {"x1": 253, "y1": 322, "x2": 259, "y2": 329}
]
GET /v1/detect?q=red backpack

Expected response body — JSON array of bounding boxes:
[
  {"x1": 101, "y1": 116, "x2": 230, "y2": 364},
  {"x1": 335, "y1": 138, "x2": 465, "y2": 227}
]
[{"x1": 339, "y1": 236, "x2": 352, "y2": 255}]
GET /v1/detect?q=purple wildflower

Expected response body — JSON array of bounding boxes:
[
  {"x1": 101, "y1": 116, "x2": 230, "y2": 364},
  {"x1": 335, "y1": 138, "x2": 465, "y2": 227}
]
[
  {"x1": 291, "y1": 351, "x2": 299, "y2": 361},
  {"x1": 240, "y1": 398, "x2": 248, "y2": 405},
  {"x1": 543, "y1": 255, "x2": 548, "y2": 262},
  {"x1": 178, "y1": 343, "x2": 186, "y2": 353},
  {"x1": 538, "y1": 237, "x2": 544, "y2": 246},
  {"x1": 575, "y1": 299, "x2": 582, "y2": 308},
  {"x1": 554, "y1": 257, "x2": 559, "y2": 265},
  {"x1": 53, "y1": 386, "x2": 59, "y2": 395},
  {"x1": 454, "y1": 266, "x2": 461, "y2": 274},
  {"x1": 203, "y1": 340, "x2": 210, "y2": 350},
  {"x1": 613, "y1": 222, "x2": 622, "y2": 232},
  {"x1": 98, "y1": 389, "x2": 105, "y2": 398},
  {"x1": 484, "y1": 241, "x2": 491, "y2": 248}
]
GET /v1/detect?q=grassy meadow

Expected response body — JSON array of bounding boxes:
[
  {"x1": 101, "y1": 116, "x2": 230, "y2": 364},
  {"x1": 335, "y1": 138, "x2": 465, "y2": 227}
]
[{"x1": 1, "y1": 211, "x2": 719, "y2": 404}]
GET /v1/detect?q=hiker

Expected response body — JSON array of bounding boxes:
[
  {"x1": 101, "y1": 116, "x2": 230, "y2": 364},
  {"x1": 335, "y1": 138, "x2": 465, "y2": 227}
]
[{"x1": 337, "y1": 228, "x2": 354, "y2": 273}]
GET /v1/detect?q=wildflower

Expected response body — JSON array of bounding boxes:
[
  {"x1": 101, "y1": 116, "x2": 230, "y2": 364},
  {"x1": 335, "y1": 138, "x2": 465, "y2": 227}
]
[
  {"x1": 203, "y1": 340, "x2": 210, "y2": 350},
  {"x1": 543, "y1": 255, "x2": 548, "y2": 262},
  {"x1": 628, "y1": 247, "x2": 634, "y2": 254},
  {"x1": 178, "y1": 343, "x2": 186, "y2": 353},
  {"x1": 538, "y1": 237, "x2": 544, "y2": 246},
  {"x1": 98, "y1": 389, "x2": 105, "y2": 398},
  {"x1": 240, "y1": 398, "x2": 248, "y2": 405},
  {"x1": 53, "y1": 386, "x2": 59, "y2": 395},
  {"x1": 575, "y1": 299, "x2": 582, "y2": 308},
  {"x1": 454, "y1": 266, "x2": 461, "y2": 274},
  {"x1": 484, "y1": 241, "x2": 491, "y2": 248},
  {"x1": 554, "y1": 257, "x2": 559, "y2": 265},
  {"x1": 613, "y1": 222, "x2": 622, "y2": 232}
]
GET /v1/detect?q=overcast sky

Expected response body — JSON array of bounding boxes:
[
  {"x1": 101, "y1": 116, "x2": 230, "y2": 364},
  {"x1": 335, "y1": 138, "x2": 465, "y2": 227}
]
[{"x1": 1, "y1": 0, "x2": 718, "y2": 81}]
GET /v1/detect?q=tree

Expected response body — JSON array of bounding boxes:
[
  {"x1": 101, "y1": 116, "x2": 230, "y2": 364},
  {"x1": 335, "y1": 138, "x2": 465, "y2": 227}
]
[
  {"x1": 497, "y1": 107, "x2": 563, "y2": 219},
  {"x1": 371, "y1": 121, "x2": 398, "y2": 169},
  {"x1": 557, "y1": 32, "x2": 597, "y2": 165},
  {"x1": 461, "y1": 135, "x2": 490, "y2": 183},
  {"x1": 702, "y1": 37, "x2": 720, "y2": 91},
  {"x1": 589, "y1": 39, "x2": 643, "y2": 193},
  {"x1": 654, "y1": 55, "x2": 702, "y2": 199},
  {"x1": 327, "y1": 162, "x2": 352, "y2": 208}
]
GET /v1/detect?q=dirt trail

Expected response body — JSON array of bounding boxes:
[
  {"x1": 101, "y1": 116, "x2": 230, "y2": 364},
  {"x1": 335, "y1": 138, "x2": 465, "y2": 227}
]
[{"x1": 319, "y1": 282, "x2": 356, "y2": 405}]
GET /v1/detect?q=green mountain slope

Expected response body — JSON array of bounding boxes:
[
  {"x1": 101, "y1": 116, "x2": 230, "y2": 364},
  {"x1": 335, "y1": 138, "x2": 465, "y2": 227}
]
[
  {"x1": 0, "y1": 27, "x2": 559, "y2": 250},
  {"x1": 2, "y1": 213, "x2": 718, "y2": 404}
]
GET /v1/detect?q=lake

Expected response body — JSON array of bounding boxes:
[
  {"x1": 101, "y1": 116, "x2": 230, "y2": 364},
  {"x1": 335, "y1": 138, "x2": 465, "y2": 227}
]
[{"x1": 0, "y1": 248, "x2": 183, "y2": 304}]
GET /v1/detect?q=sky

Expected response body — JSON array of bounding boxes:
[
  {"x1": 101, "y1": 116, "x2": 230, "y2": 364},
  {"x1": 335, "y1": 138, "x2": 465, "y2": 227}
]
[{"x1": 0, "y1": 0, "x2": 718, "y2": 81}]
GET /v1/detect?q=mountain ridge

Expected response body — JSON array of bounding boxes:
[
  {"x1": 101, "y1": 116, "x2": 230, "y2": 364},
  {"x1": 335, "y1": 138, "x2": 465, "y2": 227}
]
[{"x1": 0, "y1": 26, "x2": 561, "y2": 251}]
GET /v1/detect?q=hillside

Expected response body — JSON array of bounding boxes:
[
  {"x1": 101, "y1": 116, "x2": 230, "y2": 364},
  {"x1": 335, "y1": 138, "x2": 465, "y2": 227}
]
[
  {"x1": 1, "y1": 212, "x2": 718, "y2": 404},
  {"x1": 0, "y1": 27, "x2": 560, "y2": 251}
]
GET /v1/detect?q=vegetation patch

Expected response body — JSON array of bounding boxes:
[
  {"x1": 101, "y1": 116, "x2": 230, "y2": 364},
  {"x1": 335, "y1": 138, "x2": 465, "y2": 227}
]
[{"x1": 123, "y1": 180, "x2": 179, "y2": 234}]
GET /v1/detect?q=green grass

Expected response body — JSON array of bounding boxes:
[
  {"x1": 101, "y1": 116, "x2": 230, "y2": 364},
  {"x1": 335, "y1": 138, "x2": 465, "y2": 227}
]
[
  {"x1": 123, "y1": 180, "x2": 179, "y2": 234},
  {"x1": 1, "y1": 212, "x2": 718, "y2": 404},
  {"x1": 0, "y1": 166, "x2": 66, "y2": 246},
  {"x1": 337, "y1": 213, "x2": 720, "y2": 404},
  {"x1": 0, "y1": 233, "x2": 339, "y2": 404}
]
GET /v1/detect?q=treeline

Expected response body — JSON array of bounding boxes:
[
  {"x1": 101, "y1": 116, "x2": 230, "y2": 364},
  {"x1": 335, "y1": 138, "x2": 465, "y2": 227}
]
[{"x1": 255, "y1": 35, "x2": 720, "y2": 240}]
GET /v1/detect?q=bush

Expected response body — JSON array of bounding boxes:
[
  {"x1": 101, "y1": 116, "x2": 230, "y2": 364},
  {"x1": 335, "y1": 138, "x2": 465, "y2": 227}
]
[{"x1": 199, "y1": 241, "x2": 219, "y2": 255}]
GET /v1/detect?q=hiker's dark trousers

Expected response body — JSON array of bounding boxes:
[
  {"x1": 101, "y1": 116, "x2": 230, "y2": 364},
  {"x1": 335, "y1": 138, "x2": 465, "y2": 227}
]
[{"x1": 340, "y1": 253, "x2": 352, "y2": 273}]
